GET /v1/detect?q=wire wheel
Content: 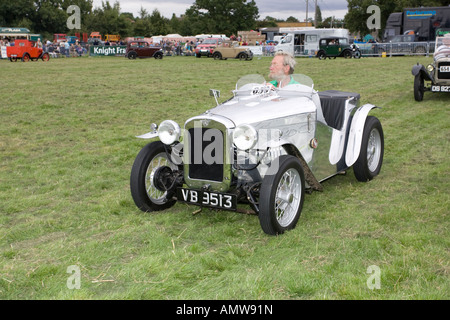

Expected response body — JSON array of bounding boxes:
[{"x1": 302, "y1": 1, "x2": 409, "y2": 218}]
[
  {"x1": 259, "y1": 155, "x2": 305, "y2": 235},
  {"x1": 274, "y1": 168, "x2": 303, "y2": 227}
]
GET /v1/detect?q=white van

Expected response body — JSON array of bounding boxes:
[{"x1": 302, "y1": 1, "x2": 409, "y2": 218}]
[{"x1": 275, "y1": 28, "x2": 350, "y2": 56}]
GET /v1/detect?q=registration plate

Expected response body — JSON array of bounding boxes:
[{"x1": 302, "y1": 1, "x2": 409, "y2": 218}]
[
  {"x1": 177, "y1": 188, "x2": 237, "y2": 211},
  {"x1": 431, "y1": 85, "x2": 450, "y2": 92},
  {"x1": 439, "y1": 66, "x2": 450, "y2": 72}
]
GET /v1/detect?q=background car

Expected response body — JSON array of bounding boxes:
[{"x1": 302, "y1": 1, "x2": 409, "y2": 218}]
[
  {"x1": 195, "y1": 38, "x2": 223, "y2": 58},
  {"x1": 212, "y1": 41, "x2": 253, "y2": 60},
  {"x1": 411, "y1": 35, "x2": 450, "y2": 101},
  {"x1": 7, "y1": 39, "x2": 49, "y2": 62},
  {"x1": 316, "y1": 37, "x2": 360, "y2": 59},
  {"x1": 126, "y1": 40, "x2": 163, "y2": 59}
]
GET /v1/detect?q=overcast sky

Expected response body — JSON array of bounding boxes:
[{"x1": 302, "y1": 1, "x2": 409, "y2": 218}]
[{"x1": 92, "y1": 0, "x2": 349, "y2": 20}]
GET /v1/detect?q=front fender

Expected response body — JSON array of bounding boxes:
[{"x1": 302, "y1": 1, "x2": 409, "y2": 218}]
[
  {"x1": 411, "y1": 63, "x2": 433, "y2": 81},
  {"x1": 345, "y1": 104, "x2": 380, "y2": 167},
  {"x1": 136, "y1": 130, "x2": 158, "y2": 139}
]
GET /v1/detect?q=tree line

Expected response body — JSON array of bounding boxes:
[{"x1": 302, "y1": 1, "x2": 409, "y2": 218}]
[{"x1": 0, "y1": 0, "x2": 448, "y2": 41}]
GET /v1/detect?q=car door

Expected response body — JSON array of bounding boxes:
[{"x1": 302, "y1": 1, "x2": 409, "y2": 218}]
[{"x1": 326, "y1": 39, "x2": 340, "y2": 56}]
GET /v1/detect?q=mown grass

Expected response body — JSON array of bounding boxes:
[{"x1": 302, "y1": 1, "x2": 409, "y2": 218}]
[{"x1": 0, "y1": 54, "x2": 448, "y2": 300}]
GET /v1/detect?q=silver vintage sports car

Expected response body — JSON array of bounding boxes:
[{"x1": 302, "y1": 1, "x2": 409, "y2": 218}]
[{"x1": 130, "y1": 74, "x2": 384, "y2": 235}]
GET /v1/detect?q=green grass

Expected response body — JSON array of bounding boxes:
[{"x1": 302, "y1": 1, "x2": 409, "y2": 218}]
[{"x1": 0, "y1": 55, "x2": 448, "y2": 300}]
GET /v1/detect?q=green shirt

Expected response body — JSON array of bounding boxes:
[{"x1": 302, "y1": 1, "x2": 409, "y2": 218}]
[{"x1": 269, "y1": 76, "x2": 300, "y2": 88}]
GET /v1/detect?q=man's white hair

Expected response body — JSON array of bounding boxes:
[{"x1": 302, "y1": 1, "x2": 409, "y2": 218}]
[{"x1": 274, "y1": 51, "x2": 297, "y2": 74}]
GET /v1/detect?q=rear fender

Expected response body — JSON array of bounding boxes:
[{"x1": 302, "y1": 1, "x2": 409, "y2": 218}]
[{"x1": 345, "y1": 104, "x2": 380, "y2": 167}]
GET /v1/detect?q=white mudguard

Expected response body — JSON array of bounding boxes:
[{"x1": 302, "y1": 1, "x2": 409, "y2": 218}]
[{"x1": 345, "y1": 104, "x2": 379, "y2": 167}]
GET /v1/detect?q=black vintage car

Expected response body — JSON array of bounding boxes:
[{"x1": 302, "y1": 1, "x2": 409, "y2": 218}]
[
  {"x1": 316, "y1": 37, "x2": 361, "y2": 60},
  {"x1": 412, "y1": 35, "x2": 450, "y2": 101}
]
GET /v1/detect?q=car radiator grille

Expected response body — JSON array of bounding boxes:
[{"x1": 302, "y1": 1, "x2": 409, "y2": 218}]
[
  {"x1": 437, "y1": 62, "x2": 450, "y2": 80},
  {"x1": 188, "y1": 127, "x2": 224, "y2": 182}
]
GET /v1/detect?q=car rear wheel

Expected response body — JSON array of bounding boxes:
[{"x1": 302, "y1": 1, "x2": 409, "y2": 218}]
[
  {"x1": 22, "y1": 53, "x2": 30, "y2": 62},
  {"x1": 353, "y1": 116, "x2": 384, "y2": 182},
  {"x1": 414, "y1": 74, "x2": 424, "y2": 101},
  {"x1": 130, "y1": 141, "x2": 178, "y2": 212},
  {"x1": 259, "y1": 155, "x2": 305, "y2": 235},
  {"x1": 318, "y1": 51, "x2": 326, "y2": 60}
]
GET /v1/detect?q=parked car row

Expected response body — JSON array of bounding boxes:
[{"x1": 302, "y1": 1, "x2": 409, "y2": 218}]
[{"x1": 124, "y1": 38, "x2": 253, "y2": 61}]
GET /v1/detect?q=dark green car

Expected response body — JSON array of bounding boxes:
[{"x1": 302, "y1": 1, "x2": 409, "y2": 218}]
[{"x1": 316, "y1": 37, "x2": 361, "y2": 60}]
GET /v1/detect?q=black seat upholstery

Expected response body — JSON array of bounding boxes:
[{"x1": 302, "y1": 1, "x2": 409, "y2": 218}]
[{"x1": 318, "y1": 90, "x2": 360, "y2": 130}]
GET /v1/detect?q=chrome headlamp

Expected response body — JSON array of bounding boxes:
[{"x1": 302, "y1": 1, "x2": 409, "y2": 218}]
[
  {"x1": 158, "y1": 120, "x2": 181, "y2": 145},
  {"x1": 233, "y1": 124, "x2": 258, "y2": 150},
  {"x1": 427, "y1": 64, "x2": 434, "y2": 72}
]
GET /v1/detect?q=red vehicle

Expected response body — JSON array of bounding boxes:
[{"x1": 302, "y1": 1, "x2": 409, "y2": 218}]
[
  {"x1": 195, "y1": 38, "x2": 223, "y2": 58},
  {"x1": 53, "y1": 33, "x2": 67, "y2": 43},
  {"x1": 7, "y1": 39, "x2": 49, "y2": 62},
  {"x1": 125, "y1": 40, "x2": 163, "y2": 59}
]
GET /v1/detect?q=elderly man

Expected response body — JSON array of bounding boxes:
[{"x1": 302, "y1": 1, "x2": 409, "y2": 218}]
[
  {"x1": 434, "y1": 33, "x2": 450, "y2": 60},
  {"x1": 268, "y1": 51, "x2": 299, "y2": 88}
]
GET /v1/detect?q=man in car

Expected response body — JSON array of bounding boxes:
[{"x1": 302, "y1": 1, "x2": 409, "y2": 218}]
[
  {"x1": 268, "y1": 51, "x2": 299, "y2": 88},
  {"x1": 434, "y1": 33, "x2": 450, "y2": 60}
]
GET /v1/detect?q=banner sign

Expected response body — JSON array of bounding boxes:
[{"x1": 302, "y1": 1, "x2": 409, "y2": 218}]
[
  {"x1": 1, "y1": 46, "x2": 7, "y2": 59},
  {"x1": 89, "y1": 45, "x2": 127, "y2": 56}
]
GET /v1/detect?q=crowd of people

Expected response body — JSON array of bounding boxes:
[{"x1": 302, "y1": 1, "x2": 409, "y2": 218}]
[
  {"x1": 41, "y1": 40, "x2": 88, "y2": 58},
  {"x1": 1, "y1": 36, "x2": 280, "y2": 58}
]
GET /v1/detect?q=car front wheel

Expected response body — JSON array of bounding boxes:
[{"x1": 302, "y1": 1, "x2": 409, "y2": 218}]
[
  {"x1": 213, "y1": 52, "x2": 222, "y2": 60},
  {"x1": 259, "y1": 155, "x2": 305, "y2": 235},
  {"x1": 130, "y1": 141, "x2": 178, "y2": 212},
  {"x1": 353, "y1": 116, "x2": 384, "y2": 182},
  {"x1": 127, "y1": 51, "x2": 137, "y2": 59},
  {"x1": 238, "y1": 52, "x2": 248, "y2": 60}
]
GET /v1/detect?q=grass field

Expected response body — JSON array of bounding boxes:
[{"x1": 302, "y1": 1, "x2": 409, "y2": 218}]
[{"x1": 0, "y1": 54, "x2": 448, "y2": 300}]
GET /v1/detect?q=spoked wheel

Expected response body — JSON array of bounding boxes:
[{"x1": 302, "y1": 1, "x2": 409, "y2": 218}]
[
  {"x1": 238, "y1": 52, "x2": 248, "y2": 60},
  {"x1": 128, "y1": 51, "x2": 137, "y2": 59},
  {"x1": 130, "y1": 141, "x2": 179, "y2": 212},
  {"x1": 41, "y1": 53, "x2": 50, "y2": 61},
  {"x1": 22, "y1": 54, "x2": 30, "y2": 62},
  {"x1": 414, "y1": 74, "x2": 424, "y2": 101},
  {"x1": 259, "y1": 155, "x2": 305, "y2": 235},
  {"x1": 353, "y1": 116, "x2": 384, "y2": 182},
  {"x1": 318, "y1": 52, "x2": 326, "y2": 60}
]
